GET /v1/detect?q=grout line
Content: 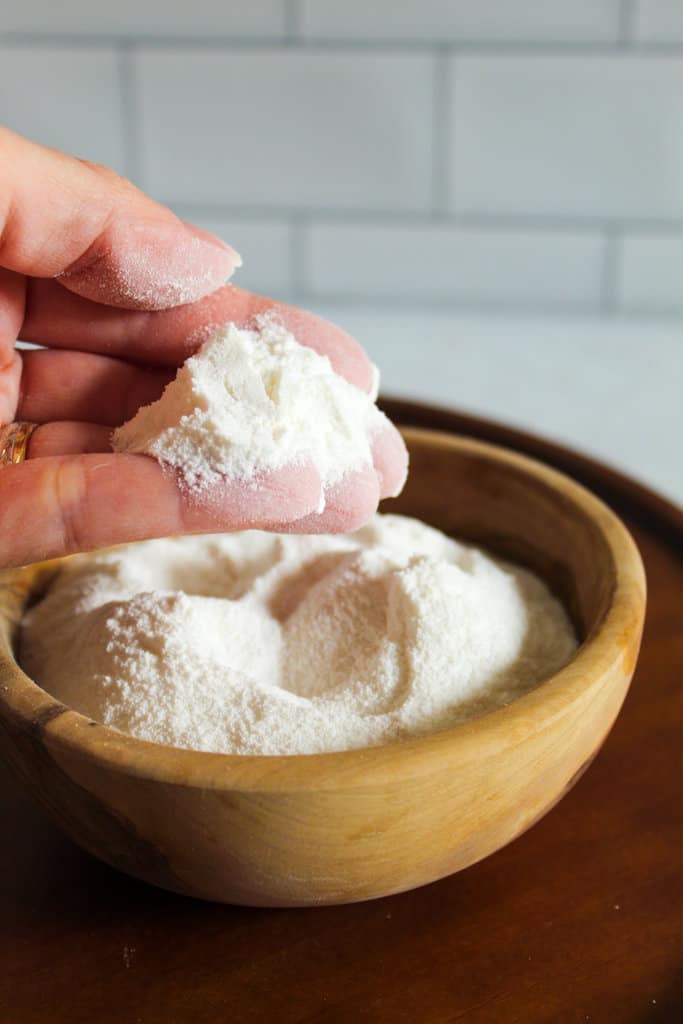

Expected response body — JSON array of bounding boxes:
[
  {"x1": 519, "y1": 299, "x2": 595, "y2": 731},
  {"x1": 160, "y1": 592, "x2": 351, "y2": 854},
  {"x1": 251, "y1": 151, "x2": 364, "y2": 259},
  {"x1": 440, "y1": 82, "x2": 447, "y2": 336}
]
[
  {"x1": 0, "y1": 32, "x2": 671, "y2": 54},
  {"x1": 117, "y1": 41, "x2": 142, "y2": 184},
  {"x1": 287, "y1": 291, "x2": 621, "y2": 318},
  {"x1": 166, "y1": 203, "x2": 683, "y2": 234},
  {"x1": 0, "y1": 32, "x2": 119, "y2": 49},
  {"x1": 600, "y1": 227, "x2": 622, "y2": 313},
  {"x1": 431, "y1": 48, "x2": 451, "y2": 214},
  {"x1": 0, "y1": 32, "x2": 288, "y2": 49},
  {"x1": 5, "y1": 30, "x2": 683, "y2": 55}
]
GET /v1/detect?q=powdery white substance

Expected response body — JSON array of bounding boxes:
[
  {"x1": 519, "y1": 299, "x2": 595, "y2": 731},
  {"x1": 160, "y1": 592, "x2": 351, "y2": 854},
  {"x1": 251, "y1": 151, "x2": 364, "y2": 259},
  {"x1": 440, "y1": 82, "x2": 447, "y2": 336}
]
[
  {"x1": 100, "y1": 231, "x2": 234, "y2": 308},
  {"x1": 21, "y1": 515, "x2": 577, "y2": 756},
  {"x1": 112, "y1": 316, "x2": 390, "y2": 509},
  {"x1": 58, "y1": 229, "x2": 238, "y2": 309}
]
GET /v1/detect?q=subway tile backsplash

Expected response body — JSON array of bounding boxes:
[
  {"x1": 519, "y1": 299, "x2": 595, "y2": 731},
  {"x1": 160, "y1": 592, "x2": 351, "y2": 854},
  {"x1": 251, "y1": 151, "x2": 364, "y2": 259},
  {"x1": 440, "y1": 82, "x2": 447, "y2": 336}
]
[
  {"x1": 135, "y1": 49, "x2": 435, "y2": 210},
  {"x1": 2, "y1": 0, "x2": 682, "y2": 315}
]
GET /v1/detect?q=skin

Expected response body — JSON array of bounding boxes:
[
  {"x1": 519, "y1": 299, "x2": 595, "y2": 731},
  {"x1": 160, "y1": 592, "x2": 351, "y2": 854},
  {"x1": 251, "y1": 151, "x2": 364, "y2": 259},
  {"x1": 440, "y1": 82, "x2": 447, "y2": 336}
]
[{"x1": 0, "y1": 128, "x2": 408, "y2": 568}]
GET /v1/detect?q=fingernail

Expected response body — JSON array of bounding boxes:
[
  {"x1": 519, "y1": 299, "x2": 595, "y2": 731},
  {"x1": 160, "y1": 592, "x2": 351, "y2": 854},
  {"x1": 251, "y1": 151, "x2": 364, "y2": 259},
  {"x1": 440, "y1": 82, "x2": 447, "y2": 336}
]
[{"x1": 57, "y1": 217, "x2": 243, "y2": 312}]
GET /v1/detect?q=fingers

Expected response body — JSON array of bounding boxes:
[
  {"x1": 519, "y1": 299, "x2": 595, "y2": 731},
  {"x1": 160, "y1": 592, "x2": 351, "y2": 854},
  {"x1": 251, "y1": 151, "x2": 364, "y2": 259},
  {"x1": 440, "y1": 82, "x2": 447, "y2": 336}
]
[
  {"x1": 58, "y1": 218, "x2": 241, "y2": 312},
  {"x1": 371, "y1": 421, "x2": 409, "y2": 500},
  {"x1": 24, "y1": 420, "x2": 406, "y2": 495},
  {"x1": 268, "y1": 427, "x2": 407, "y2": 534},
  {"x1": 16, "y1": 334, "x2": 371, "y2": 431},
  {"x1": 20, "y1": 420, "x2": 406, "y2": 536},
  {"x1": 272, "y1": 466, "x2": 381, "y2": 535},
  {"x1": 18, "y1": 350, "x2": 172, "y2": 426},
  {"x1": 0, "y1": 454, "x2": 323, "y2": 567},
  {"x1": 0, "y1": 268, "x2": 25, "y2": 423},
  {"x1": 3, "y1": 416, "x2": 405, "y2": 566},
  {"x1": 0, "y1": 127, "x2": 239, "y2": 312},
  {"x1": 22, "y1": 281, "x2": 375, "y2": 392}
]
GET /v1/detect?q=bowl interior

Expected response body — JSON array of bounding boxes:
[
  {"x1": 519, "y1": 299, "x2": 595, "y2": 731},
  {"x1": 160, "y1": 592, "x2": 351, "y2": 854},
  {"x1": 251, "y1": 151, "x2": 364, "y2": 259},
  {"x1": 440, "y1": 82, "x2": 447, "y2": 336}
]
[{"x1": 382, "y1": 432, "x2": 616, "y2": 643}]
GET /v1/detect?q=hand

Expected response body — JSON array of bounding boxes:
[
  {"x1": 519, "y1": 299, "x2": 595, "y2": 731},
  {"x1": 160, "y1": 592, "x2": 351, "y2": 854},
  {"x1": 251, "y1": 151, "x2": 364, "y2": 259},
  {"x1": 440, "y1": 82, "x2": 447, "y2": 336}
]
[{"x1": 0, "y1": 128, "x2": 407, "y2": 568}]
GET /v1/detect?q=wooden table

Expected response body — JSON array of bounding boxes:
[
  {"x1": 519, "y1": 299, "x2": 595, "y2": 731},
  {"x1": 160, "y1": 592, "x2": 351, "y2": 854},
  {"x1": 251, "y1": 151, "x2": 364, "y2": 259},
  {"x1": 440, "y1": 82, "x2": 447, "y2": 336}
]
[{"x1": 2, "y1": 402, "x2": 682, "y2": 1024}]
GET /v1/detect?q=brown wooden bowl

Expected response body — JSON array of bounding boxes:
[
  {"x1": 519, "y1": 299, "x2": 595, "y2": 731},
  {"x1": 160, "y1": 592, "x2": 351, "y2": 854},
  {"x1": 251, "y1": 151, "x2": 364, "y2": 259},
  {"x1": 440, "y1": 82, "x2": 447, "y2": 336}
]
[{"x1": 0, "y1": 428, "x2": 646, "y2": 907}]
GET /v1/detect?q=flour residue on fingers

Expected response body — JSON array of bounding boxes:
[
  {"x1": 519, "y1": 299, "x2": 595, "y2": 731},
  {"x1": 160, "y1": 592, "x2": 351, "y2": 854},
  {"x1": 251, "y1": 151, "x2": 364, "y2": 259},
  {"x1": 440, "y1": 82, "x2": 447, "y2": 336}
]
[{"x1": 112, "y1": 315, "x2": 400, "y2": 513}]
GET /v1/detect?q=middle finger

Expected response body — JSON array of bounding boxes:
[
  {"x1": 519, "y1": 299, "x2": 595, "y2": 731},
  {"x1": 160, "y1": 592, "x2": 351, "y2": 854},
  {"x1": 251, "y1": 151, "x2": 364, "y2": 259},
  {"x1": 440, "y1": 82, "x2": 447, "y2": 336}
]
[
  {"x1": 19, "y1": 349, "x2": 173, "y2": 426},
  {"x1": 22, "y1": 279, "x2": 375, "y2": 392}
]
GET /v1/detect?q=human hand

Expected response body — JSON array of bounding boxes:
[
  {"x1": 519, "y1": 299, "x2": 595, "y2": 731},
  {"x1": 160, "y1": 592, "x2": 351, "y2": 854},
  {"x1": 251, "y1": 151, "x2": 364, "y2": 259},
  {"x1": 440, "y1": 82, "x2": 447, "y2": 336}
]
[{"x1": 0, "y1": 128, "x2": 407, "y2": 568}]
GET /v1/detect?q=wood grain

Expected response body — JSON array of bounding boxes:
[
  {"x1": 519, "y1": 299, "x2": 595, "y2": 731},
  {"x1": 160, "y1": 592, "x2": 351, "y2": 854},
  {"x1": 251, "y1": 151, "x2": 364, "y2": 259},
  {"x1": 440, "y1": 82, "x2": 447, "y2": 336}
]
[
  {"x1": 0, "y1": 429, "x2": 645, "y2": 910},
  {"x1": 1, "y1": 405, "x2": 677, "y2": 1022}
]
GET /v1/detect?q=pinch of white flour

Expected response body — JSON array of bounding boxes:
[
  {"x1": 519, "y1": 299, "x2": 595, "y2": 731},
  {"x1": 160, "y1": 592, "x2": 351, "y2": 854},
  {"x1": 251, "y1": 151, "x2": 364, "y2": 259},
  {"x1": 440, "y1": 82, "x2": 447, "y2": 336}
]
[
  {"x1": 21, "y1": 515, "x2": 578, "y2": 757},
  {"x1": 112, "y1": 315, "x2": 392, "y2": 511}
]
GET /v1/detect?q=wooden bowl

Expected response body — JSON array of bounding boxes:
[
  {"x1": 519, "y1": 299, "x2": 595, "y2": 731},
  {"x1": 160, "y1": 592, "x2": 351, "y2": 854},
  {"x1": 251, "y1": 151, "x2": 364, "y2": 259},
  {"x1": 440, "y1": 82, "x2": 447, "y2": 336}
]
[{"x1": 0, "y1": 429, "x2": 646, "y2": 907}]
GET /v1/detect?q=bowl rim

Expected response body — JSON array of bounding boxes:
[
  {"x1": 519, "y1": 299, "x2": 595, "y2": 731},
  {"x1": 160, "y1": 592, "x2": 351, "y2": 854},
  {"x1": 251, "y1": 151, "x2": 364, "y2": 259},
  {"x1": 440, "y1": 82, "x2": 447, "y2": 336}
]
[{"x1": 0, "y1": 428, "x2": 646, "y2": 792}]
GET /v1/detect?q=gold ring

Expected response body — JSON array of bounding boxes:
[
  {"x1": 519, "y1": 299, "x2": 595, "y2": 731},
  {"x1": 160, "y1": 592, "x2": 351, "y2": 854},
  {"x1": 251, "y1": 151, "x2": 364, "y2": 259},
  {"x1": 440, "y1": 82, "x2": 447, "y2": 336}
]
[{"x1": 0, "y1": 422, "x2": 38, "y2": 466}]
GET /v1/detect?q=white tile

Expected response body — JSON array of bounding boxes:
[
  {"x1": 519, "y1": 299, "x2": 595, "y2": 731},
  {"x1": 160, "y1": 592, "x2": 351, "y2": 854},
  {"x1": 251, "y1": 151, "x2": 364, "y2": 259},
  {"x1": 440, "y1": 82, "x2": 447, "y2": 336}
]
[
  {"x1": 309, "y1": 306, "x2": 683, "y2": 504},
  {"x1": 136, "y1": 49, "x2": 434, "y2": 211},
  {"x1": 300, "y1": 0, "x2": 620, "y2": 43},
  {"x1": 306, "y1": 222, "x2": 605, "y2": 309},
  {"x1": 632, "y1": 1, "x2": 683, "y2": 43},
  {"x1": 0, "y1": 46, "x2": 125, "y2": 172},
  {"x1": 180, "y1": 215, "x2": 293, "y2": 298},
  {"x1": 616, "y1": 233, "x2": 683, "y2": 313},
  {"x1": 0, "y1": 0, "x2": 286, "y2": 37},
  {"x1": 450, "y1": 55, "x2": 683, "y2": 220}
]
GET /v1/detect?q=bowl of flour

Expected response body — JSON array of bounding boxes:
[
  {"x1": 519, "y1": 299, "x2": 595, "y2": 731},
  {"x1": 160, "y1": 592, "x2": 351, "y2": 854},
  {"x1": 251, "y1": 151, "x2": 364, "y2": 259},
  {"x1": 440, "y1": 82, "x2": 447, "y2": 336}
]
[{"x1": 0, "y1": 427, "x2": 645, "y2": 906}]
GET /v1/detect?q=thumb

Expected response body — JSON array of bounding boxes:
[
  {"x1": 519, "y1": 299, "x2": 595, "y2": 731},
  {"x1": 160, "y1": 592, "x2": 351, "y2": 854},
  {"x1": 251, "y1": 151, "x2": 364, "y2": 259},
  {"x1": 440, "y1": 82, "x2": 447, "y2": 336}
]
[{"x1": 0, "y1": 127, "x2": 241, "y2": 311}]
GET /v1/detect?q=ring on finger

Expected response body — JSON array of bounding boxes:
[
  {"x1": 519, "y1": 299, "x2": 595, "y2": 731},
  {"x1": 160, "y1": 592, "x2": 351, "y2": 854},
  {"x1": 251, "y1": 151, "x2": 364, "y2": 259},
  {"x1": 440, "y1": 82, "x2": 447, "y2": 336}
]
[{"x1": 0, "y1": 422, "x2": 38, "y2": 466}]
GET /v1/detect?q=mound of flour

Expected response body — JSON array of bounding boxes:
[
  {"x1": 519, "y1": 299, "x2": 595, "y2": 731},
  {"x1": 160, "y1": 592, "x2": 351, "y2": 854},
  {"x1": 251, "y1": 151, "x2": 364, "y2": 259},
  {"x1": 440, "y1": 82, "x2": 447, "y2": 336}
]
[
  {"x1": 21, "y1": 515, "x2": 577, "y2": 756},
  {"x1": 112, "y1": 316, "x2": 391, "y2": 510}
]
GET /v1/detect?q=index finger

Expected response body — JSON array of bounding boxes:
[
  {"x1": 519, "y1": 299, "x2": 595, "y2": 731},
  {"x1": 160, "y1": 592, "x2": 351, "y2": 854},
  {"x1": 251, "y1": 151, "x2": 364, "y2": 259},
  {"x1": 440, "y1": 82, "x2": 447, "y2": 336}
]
[{"x1": 0, "y1": 127, "x2": 240, "y2": 310}]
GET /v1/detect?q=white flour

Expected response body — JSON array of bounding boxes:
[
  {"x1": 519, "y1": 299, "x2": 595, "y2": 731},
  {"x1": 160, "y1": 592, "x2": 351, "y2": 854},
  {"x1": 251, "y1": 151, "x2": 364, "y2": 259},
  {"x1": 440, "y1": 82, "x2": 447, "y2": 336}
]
[
  {"x1": 112, "y1": 316, "x2": 391, "y2": 510},
  {"x1": 21, "y1": 515, "x2": 577, "y2": 756}
]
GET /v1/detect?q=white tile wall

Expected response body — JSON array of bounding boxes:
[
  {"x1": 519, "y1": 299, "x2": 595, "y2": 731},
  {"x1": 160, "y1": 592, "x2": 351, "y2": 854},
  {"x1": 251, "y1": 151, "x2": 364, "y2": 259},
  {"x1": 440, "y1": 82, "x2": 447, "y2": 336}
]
[
  {"x1": 182, "y1": 215, "x2": 293, "y2": 297},
  {"x1": 135, "y1": 49, "x2": 434, "y2": 211},
  {"x1": 306, "y1": 223, "x2": 605, "y2": 309},
  {"x1": 0, "y1": 45, "x2": 126, "y2": 173},
  {"x1": 0, "y1": 0, "x2": 682, "y2": 316},
  {"x1": 300, "y1": 0, "x2": 621, "y2": 44},
  {"x1": 0, "y1": 1, "x2": 286, "y2": 38},
  {"x1": 450, "y1": 55, "x2": 683, "y2": 220},
  {"x1": 631, "y1": 1, "x2": 683, "y2": 43},
  {"x1": 616, "y1": 233, "x2": 683, "y2": 313}
]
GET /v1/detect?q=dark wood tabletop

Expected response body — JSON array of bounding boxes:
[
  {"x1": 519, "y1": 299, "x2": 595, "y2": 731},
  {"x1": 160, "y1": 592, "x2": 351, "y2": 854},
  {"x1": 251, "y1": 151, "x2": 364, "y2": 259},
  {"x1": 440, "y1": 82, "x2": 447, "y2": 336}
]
[{"x1": 2, "y1": 401, "x2": 682, "y2": 1024}]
